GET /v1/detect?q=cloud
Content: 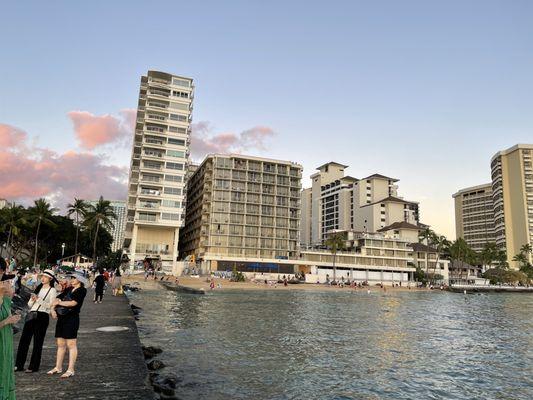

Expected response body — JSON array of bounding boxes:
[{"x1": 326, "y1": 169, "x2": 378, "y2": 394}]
[
  {"x1": 68, "y1": 109, "x2": 135, "y2": 150},
  {"x1": 0, "y1": 124, "x2": 128, "y2": 207},
  {"x1": 190, "y1": 122, "x2": 275, "y2": 160}
]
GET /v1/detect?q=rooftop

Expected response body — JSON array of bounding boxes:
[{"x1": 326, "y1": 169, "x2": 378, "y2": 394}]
[
  {"x1": 378, "y1": 221, "x2": 424, "y2": 232},
  {"x1": 316, "y1": 161, "x2": 349, "y2": 171},
  {"x1": 361, "y1": 195, "x2": 418, "y2": 208},
  {"x1": 361, "y1": 173, "x2": 399, "y2": 182}
]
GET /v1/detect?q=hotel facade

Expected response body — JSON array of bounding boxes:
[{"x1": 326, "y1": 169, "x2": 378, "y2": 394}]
[
  {"x1": 300, "y1": 162, "x2": 420, "y2": 247},
  {"x1": 123, "y1": 71, "x2": 193, "y2": 270},
  {"x1": 452, "y1": 183, "x2": 496, "y2": 252},
  {"x1": 179, "y1": 154, "x2": 303, "y2": 272}
]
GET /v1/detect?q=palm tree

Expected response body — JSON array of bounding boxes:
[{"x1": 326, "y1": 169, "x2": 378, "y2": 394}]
[
  {"x1": 324, "y1": 232, "x2": 345, "y2": 283},
  {"x1": 418, "y1": 227, "x2": 434, "y2": 281},
  {"x1": 84, "y1": 196, "x2": 116, "y2": 264},
  {"x1": 430, "y1": 234, "x2": 450, "y2": 284},
  {"x1": 29, "y1": 198, "x2": 57, "y2": 268},
  {"x1": 67, "y1": 198, "x2": 87, "y2": 266},
  {"x1": 1, "y1": 203, "x2": 26, "y2": 258}
]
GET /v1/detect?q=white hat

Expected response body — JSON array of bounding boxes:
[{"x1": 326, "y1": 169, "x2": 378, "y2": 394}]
[
  {"x1": 41, "y1": 269, "x2": 58, "y2": 283},
  {"x1": 66, "y1": 271, "x2": 89, "y2": 286}
]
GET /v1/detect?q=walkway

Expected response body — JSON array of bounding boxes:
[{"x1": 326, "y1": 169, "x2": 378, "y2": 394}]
[{"x1": 15, "y1": 289, "x2": 154, "y2": 399}]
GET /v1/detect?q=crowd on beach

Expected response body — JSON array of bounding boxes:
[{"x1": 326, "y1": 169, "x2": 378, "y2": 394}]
[{"x1": 0, "y1": 256, "x2": 124, "y2": 400}]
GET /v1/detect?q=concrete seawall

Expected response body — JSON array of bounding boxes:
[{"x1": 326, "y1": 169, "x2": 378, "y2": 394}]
[{"x1": 15, "y1": 288, "x2": 154, "y2": 399}]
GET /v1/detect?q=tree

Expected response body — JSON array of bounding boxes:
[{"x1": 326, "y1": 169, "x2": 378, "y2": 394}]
[
  {"x1": 418, "y1": 227, "x2": 434, "y2": 280},
  {"x1": 28, "y1": 198, "x2": 57, "y2": 267},
  {"x1": 84, "y1": 197, "x2": 116, "y2": 263},
  {"x1": 0, "y1": 203, "x2": 26, "y2": 258},
  {"x1": 67, "y1": 198, "x2": 87, "y2": 266},
  {"x1": 448, "y1": 238, "x2": 475, "y2": 280},
  {"x1": 430, "y1": 233, "x2": 450, "y2": 284},
  {"x1": 325, "y1": 232, "x2": 345, "y2": 283},
  {"x1": 480, "y1": 242, "x2": 498, "y2": 268}
]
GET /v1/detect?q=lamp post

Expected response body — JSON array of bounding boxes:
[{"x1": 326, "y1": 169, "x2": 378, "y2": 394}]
[{"x1": 61, "y1": 243, "x2": 66, "y2": 259}]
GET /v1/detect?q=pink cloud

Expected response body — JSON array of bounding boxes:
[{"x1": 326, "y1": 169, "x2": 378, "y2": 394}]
[
  {"x1": 0, "y1": 124, "x2": 27, "y2": 148},
  {"x1": 190, "y1": 122, "x2": 275, "y2": 161},
  {"x1": 68, "y1": 109, "x2": 135, "y2": 150},
  {"x1": 0, "y1": 124, "x2": 127, "y2": 206}
]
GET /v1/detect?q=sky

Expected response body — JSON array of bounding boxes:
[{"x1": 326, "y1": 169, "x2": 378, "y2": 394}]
[{"x1": 1, "y1": 0, "x2": 533, "y2": 239}]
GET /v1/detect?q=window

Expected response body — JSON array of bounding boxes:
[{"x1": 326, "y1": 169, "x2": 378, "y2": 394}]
[
  {"x1": 161, "y1": 213, "x2": 180, "y2": 221},
  {"x1": 169, "y1": 126, "x2": 187, "y2": 134},
  {"x1": 166, "y1": 162, "x2": 184, "y2": 170},
  {"x1": 172, "y1": 90, "x2": 189, "y2": 98},
  {"x1": 172, "y1": 78, "x2": 190, "y2": 87},
  {"x1": 167, "y1": 150, "x2": 185, "y2": 158},
  {"x1": 169, "y1": 102, "x2": 189, "y2": 110},
  {"x1": 164, "y1": 174, "x2": 183, "y2": 183},
  {"x1": 168, "y1": 138, "x2": 185, "y2": 146},
  {"x1": 162, "y1": 200, "x2": 181, "y2": 208},
  {"x1": 169, "y1": 114, "x2": 187, "y2": 122},
  {"x1": 164, "y1": 187, "x2": 182, "y2": 195}
]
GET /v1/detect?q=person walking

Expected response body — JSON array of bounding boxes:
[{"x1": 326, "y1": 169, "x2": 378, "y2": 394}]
[
  {"x1": 47, "y1": 272, "x2": 87, "y2": 379},
  {"x1": 111, "y1": 267, "x2": 122, "y2": 296},
  {"x1": 93, "y1": 270, "x2": 106, "y2": 303},
  {"x1": 15, "y1": 269, "x2": 57, "y2": 373},
  {"x1": 1, "y1": 282, "x2": 21, "y2": 400}
]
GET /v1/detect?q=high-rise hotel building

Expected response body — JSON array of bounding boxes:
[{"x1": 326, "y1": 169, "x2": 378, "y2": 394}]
[
  {"x1": 452, "y1": 183, "x2": 495, "y2": 252},
  {"x1": 300, "y1": 162, "x2": 420, "y2": 247},
  {"x1": 123, "y1": 71, "x2": 193, "y2": 269},
  {"x1": 179, "y1": 154, "x2": 302, "y2": 270},
  {"x1": 491, "y1": 144, "x2": 533, "y2": 266},
  {"x1": 87, "y1": 200, "x2": 127, "y2": 253}
]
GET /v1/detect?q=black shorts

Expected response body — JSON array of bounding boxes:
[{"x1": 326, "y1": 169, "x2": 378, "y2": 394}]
[{"x1": 55, "y1": 314, "x2": 80, "y2": 339}]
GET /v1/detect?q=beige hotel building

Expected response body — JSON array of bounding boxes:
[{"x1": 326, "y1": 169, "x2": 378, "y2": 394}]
[
  {"x1": 491, "y1": 144, "x2": 533, "y2": 266},
  {"x1": 454, "y1": 144, "x2": 533, "y2": 267},
  {"x1": 452, "y1": 183, "x2": 495, "y2": 252},
  {"x1": 123, "y1": 71, "x2": 193, "y2": 270},
  {"x1": 179, "y1": 154, "x2": 302, "y2": 273}
]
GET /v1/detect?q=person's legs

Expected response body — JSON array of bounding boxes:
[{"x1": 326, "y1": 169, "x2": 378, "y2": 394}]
[
  {"x1": 15, "y1": 319, "x2": 35, "y2": 370},
  {"x1": 55, "y1": 338, "x2": 67, "y2": 371},
  {"x1": 66, "y1": 339, "x2": 78, "y2": 372},
  {"x1": 28, "y1": 313, "x2": 49, "y2": 371}
]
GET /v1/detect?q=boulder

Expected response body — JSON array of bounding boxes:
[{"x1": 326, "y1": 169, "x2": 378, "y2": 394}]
[
  {"x1": 147, "y1": 359, "x2": 165, "y2": 370},
  {"x1": 142, "y1": 346, "x2": 163, "y2": 359}
]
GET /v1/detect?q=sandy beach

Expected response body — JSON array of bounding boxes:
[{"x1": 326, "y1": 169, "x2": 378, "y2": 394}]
[{"x1": 123, "y1": 274, "x2": 430, "y2": 293}]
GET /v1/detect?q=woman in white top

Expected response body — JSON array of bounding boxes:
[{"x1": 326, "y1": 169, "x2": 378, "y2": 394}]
[{"x1": 15, "y1": 269, "x2": 58, "y2": 373}]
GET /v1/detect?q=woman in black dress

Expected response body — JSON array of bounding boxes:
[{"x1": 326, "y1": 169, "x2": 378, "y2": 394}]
[{"x1": 47, "y1": 272, "x2": 87, "y2": 378}]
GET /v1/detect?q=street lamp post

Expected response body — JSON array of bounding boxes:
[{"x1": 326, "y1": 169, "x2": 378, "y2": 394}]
[{"x1": 61, "y1": 243, "x2": 66, "y2": 259}]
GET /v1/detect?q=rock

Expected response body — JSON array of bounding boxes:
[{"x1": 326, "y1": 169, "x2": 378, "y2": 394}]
[
  {"x1": 131, "y1": 304, "x2": 142, "y2": 310},
  {"x1": 149, "y1": 372, "x2": 159, "y2": 383},
  {"x1": 161, "y1": 377, "x2": 178, "y2": 389},
  {"x1": 159, "y1": 393, "x2": 180, "y2": 400},
  {"x1": 143, "y1": 346, "x2": 163, "y2": 359},
  {"x1": 147, "y1": 360, "x2": 165, "y2": 370},
  {"x1": 152, "y1": 382, "x2": 175, "y2": 396}
]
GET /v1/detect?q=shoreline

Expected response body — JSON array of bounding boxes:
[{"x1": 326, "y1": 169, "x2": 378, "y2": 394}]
[{"x1": 123, "y1": 275, "x2": 432, "y2": 293}]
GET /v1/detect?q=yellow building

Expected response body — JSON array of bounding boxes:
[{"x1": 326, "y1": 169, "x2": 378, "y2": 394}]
[{"x1": 491, "y1": 144, "x2": 533, "y2": 267}]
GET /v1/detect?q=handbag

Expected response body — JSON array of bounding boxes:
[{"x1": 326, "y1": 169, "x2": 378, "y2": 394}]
[
  {"x1": 26, "y1": 287, "x2": 52, "y2": 322},
  {"x1": 55, "y1": 290, "x2": 74, "y2": 316}
]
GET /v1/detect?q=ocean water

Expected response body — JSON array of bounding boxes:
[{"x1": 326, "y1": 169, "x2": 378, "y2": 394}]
[{"x1": 129, "y1": 288, "x2": 533, "y2": 400}]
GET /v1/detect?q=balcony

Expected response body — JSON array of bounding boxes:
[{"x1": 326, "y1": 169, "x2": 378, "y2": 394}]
[{"x1": 140, "y1": 189, "x2": 161, "y2": 196}]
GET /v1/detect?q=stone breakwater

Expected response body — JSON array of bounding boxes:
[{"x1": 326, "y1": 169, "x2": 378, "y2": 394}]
[{"x1": 15, "y1": 288, "x2": 154, "y2": 400}]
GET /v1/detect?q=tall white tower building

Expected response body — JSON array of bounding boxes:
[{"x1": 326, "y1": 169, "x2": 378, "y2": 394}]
[{"x1": 123, "y1": 71, "x2": 193, "y2": 270}]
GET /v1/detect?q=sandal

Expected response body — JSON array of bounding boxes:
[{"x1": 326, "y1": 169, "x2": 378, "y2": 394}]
[
  {"x1": 60, "y1": 370, "x2": 75, "y2": 379},
  {"x1": 47, "y1": 368, "x2": 62, "y2": 375}
]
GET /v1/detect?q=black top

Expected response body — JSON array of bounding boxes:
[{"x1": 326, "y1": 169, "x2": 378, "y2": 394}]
[
  {"x1": 94, "y1": 274, "x2": 106, "y2": 290},
  {"x1": 59, "y1": 287, "x2": 87, "y2": 315},
  {"x1": 0, "y1": 273, "x2": 15, "y2": 281}
]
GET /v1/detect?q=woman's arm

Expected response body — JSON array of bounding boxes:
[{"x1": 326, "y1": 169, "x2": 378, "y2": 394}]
[{"x1": 52, "y1": 298, "x2": 78, "y2": 308}]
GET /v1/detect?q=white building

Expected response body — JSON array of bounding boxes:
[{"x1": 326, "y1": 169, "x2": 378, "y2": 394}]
[
  {"x1": 123, "y1": 71, "x2": 194, "y2": 270},
  {"x1": 300, "y1": 162, "x2": 420, "y2": 246}
]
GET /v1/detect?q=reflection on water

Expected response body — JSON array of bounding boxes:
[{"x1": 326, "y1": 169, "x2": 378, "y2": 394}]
[{"x1": 129, "y1": 289, "x2": 533, "y2": 400}]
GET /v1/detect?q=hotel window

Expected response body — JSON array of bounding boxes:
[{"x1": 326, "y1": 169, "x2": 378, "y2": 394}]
[
  {"x1": 168, "y1": 138, "x2": 185, "y2": 146},
  {"x1": 164, "y1": 174, "x2": 183, "y2": 183},
  {"x1": 166, "y1": 162, "x2": 184, "y2": 170},
  {"x1": 164, "y1": 187, "x2": 182, "y2": 195},
  {"x1": 167, "y1": 150, "x2": 185, "y2": 158},
  {"x1": 169, "y1": 114, "x2": 187, "y2": 122},
  {"x1": 169, "y1": 126, "x2": 187, "y2": 134},
  {"x1": 169, "y1": 102, "x2": 189, "y2": 110},
  {"x1": 162, "y1": 200, "x2": 181, "y2": 208},
  {"x1": 161, "y1": 213, "x2": 180, "y2": 221},
  {"x1": 172, "y1": 78, "x2": 190, "y2": 87},
  {"x1": 172, "y1": 90, "x2": 189, "y2": 98}
]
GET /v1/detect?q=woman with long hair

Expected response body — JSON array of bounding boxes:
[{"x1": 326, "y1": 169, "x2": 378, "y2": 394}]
[
  {"x1": 1, "y1": 281, "x2": 21, "y2": 400},
  {"x1": 15, "y1": 269, "x2": 57, "y2": 373},
  {"x1": 47, "y1": 272, "x2": 87, "y2": 379},
  {"x1": 111, "y1": 266, "x2": 122, "y2": 296}
]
